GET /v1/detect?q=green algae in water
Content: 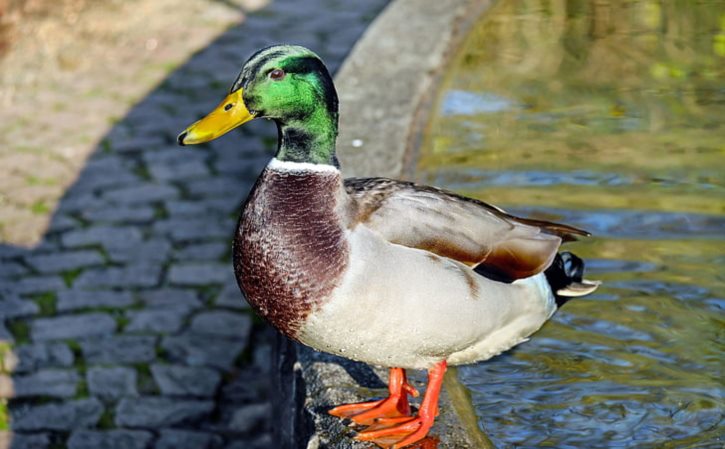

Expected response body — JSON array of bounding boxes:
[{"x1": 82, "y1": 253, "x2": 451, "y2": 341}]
[{"x1": 417, "y1": 0, "x2": 725, "y2": 448}]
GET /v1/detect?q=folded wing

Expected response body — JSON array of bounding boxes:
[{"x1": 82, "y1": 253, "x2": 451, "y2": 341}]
[{"x1": 345, "y1": 178, "x2": 589, "y2": 281}]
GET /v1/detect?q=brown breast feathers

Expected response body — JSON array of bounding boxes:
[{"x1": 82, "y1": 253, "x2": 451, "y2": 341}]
[{"x1": 234, "y1": 168, "x2": 349, "y2": 340}]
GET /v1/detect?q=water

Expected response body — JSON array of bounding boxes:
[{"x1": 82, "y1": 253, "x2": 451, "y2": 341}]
[{"x1": 415, "y1": 1, "x2": 724, "y2": 448}]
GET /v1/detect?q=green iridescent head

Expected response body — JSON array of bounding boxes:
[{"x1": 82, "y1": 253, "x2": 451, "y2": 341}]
[{"x1": 178, "y1": 45, "x2": 340, "y2": 166}]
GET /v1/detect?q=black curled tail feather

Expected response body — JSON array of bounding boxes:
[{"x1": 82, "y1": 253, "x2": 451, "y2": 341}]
[{"x1": 545, "y1": 252, "x2": 600, "y2": 307}]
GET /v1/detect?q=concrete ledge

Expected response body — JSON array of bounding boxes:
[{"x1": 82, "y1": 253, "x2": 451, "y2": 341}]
[
  {"x1": 275, "y1": 0, "x2": 498, "y2": 448},
  {"x1": 336, "y1": 0, "x2": 492, "y2": 179}
]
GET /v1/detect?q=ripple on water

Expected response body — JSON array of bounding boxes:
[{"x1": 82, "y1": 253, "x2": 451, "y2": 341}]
[{"x1": 417, "y1": 0, "x2": 724, "y2": 447}]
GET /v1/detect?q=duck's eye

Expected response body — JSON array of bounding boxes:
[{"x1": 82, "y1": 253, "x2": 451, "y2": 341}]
[
  {"x1": 224, "y1": 103, "x2": 234, "y2": 111},
  {"x1": 269, "y1": 69, "x2": 285, "y2": 81}
]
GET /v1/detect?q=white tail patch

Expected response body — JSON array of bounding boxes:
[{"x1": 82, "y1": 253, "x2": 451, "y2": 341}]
[
  {"x1": 557, "y1": 279, "x2": 601, "y2": 297},
  {"x1": 267, "y1": 158, "x2": 339, "y2": 173}
]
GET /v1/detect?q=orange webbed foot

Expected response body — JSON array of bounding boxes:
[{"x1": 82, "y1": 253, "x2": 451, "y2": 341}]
[
  {"x1": 355, "y1": 414, "x2": 434, "y2": 448},
  {"x1": 354, "y1": 361, "x2": 447, "y2": 449},
  {"x1": 329, "y1": 367, "x2": 418, "y2": 426}
]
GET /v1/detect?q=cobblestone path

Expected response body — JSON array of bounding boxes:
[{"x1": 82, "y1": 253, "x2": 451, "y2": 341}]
[{"x1": 0, "y1": 1, "x2": 388, "y2": 448}]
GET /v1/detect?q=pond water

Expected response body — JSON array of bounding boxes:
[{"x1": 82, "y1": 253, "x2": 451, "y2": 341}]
[{"x1": 415, "y1": 1, "x2": 724, "y2": 448}]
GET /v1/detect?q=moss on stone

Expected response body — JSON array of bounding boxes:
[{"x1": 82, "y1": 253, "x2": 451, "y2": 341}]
[
  {"x1": 75, "y1": 379, "x2": 89, "y2": 398},
  {"x1": 33, "y1": 292, "x2": 57, "y2": 316},
  {"x1": 7, "y1": 320, "x2": 30, "y2": 344},
  {"x1": 134, "y1": 363, "x2": 158, "y2": 395},
  {"x1": 60, "y1": 268, "x2": 83, "y2": 288},
  {"x1": 97, "y1": 409, "x2": 116, "y2": 430}
]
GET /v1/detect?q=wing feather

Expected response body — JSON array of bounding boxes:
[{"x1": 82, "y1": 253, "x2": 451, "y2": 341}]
[{"x1": 344, "y1": 177, "x2": 589, "y2": 281}]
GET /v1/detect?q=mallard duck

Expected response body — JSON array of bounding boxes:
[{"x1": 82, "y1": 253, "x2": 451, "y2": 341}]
[{"x1": 177, "y1": 45, "x2": 599, "y2": 448}]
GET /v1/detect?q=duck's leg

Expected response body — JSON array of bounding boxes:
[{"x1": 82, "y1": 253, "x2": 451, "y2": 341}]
[
  {"x1": 329, "y1": 367, "x2": 418, "y2": 425},
  {"x1": 355, "y1": 360, "x2": 447, "y2": 449}
]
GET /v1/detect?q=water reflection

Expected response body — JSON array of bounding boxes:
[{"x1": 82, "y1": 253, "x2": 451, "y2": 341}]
[{"x1": 417, "y1": 0, "x2": 724, "y2": 448}]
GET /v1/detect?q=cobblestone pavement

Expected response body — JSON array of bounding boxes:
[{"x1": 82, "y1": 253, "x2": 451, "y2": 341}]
[{"x1": 0, "y1": 0, "x2": 389, "y2": 448}]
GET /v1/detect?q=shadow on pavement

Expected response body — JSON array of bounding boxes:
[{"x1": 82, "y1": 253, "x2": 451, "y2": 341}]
[{"x1": 0, "y1": 0, "x2": 389, "y2": 447}]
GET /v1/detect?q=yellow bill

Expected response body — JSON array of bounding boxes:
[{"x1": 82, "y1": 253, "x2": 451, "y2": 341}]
[{"x1": 177, "y1": 89, "x2": 255, "y2": 145}]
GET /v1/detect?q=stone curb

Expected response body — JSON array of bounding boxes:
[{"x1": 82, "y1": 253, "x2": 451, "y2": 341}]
[{"x1": 276, "y1": 0, "x2": 497, "y2": 448}]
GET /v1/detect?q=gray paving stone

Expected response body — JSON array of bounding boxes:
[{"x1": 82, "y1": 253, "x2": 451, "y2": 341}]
[
  {"x1": 47, "y1": 214, "x2": 80, "y2": 233},
  {"x1": 11, "y1": 369, "x2": 79, "y2": 398},
  {"x1": 100, "y1": 124, "x2": 131, "y2": 143},
  {"x1": 57, "y1": 290, "x2": 135, "y2": 312},
  {"x1": 0, "y1": 322, "x2": 13, "y2": 341},
  {"x1": 163, "y1": 200, "x2": 208, "y2": 217},
  {"x1": 87, "y1": 367, "x2": 138, "y2": 400},
  {"x1": 70, "y1": 156, "x2": 140, "y2": 193},
  {"x1": 31, "y1": 313, "x2": 116, "y2": 341},
  {"x1": 11, "y1": 343, "x2": 74, "y2": 373},
  {"x1": 151, "y1": 364, "x2": 221, "y2": 397},
  {"x1": 81, "y1": 336, "x2": 156, "y2": 364},
  {"x1": 62, "y1": 226, "x2": 143, "y2": 249},
  {"x1": 68, "y1": 430, "x2": 153, "y2": 449},
  {"x1": 137, "y1": 288, "x2": 202, "y2": 308},
  {"x1": 209, "y1": 130, "x2": 272, "y2": 154},
  {"x1": 70, "y1": 172, "x2": 140, "y2": 196},
  {"x1": 164, "y1": 199, "x2": 233, "y2": 217},
  {"x1": 125, "y1": 106, "x2": 169, "y2": 127},
  {"x1": 214, "y1": 283, "x2": 250, "y2": 310},
  {"x1": 148, "y1": 160, "x2": 210, "y2": 181},
  {"x1": 214, "y1": 154, "x2": 269, "y2": 177},
  {"x1": 227, "y1": 403, "x2": 271, "y2": 433},
  {"x1": 0, "y1": 432, "x2": 50, "y2": 449},
  {"x1": 74, "y1": 264, "x2": 162, "y2": 289},
  {"x1": 138, "y1": 118, "x2": 190, "y2": 139},
  {"x1": 11, "y1": 398, "x2": 103, "y2": 431},
  {"x1": 184, "y1": 177, "x2": 249, "y2": 199},
  {"x1": 85, "y1": 154, "x2": 130, "y2": 169},
  {"x1": 155, "y1": 429, "x2": 221, "y2": 449},
  {"x1": 111, "y1": 135, "x2": 165, "y2": 153},
  {"x1": 152, "y1": 218, "x2": 234, "y2": 242},
  {"x1": 102, "y1": 184, "x2": 179, "y2": 204},
  {"x1": 125, "y1": 307, "x2": 189, "y2": 333},
  {"x1": 0, "y1": 246, "x2": 28, "y2": 260},
  {"x1": 143, "y1": 148, "x2": 208, "y2": 165},
  {"x1": 115, "y1": 397, "x2": 214, "y2": 428},
  {"x1": 0, "y1": 296, "x2": 40, "y2": 319},
  {"x1": 0, "y1": 261, "x2": 27, "y2": 278},
  {"x1": 166, "y1": 72, "x2": 212, "y2": 91},
  {"x1": 12, "y1": 276, "x2": 66, "y2": 295},
  {"x1": 57, "y1": 193, "x2": 106, "y2": 214},
  {"x1": 161, "y1": 333, "x2": 248, "y2": 369},
  {"x1": 25, "y1": 250, "x2": 104, "y2": 274},
  {"x1": 174, "y1": 242, "x2": 227, "y2": 261},
  {"x1": 32, "y1": 240, "x2": 60, "y2": 254},
  {"x1": 168, "y1": 263, "x2": 234, "y2": 286},
  {"x1": 190, "y1": 311, "x2": 252, "y2": 338},
  {"x1": 81, "y1": 206, "x2": 156, "y2": 223},
  {"x1": 107, "y1": 239, "x2": 171, "y2": 264}
]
